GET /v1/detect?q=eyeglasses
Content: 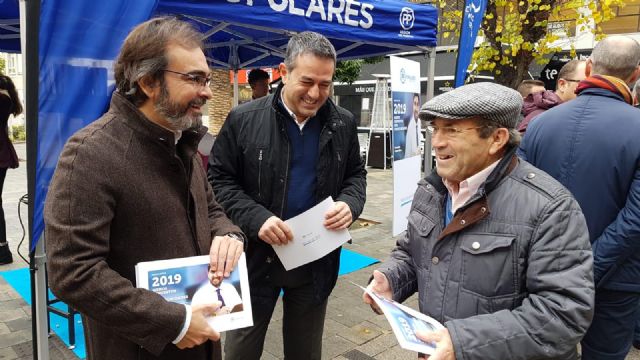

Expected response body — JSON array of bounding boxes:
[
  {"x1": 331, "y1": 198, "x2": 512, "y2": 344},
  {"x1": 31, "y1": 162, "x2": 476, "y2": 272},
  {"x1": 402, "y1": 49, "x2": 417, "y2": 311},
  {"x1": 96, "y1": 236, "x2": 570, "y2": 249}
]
[
  {"x1": 163, "y1": 69, "x2": 212, "y2": 87},
  {"x1": 427, "y1": 125, "x2": 487, "y2": 138},
  {"x1": 562, "y1": 78, "x2": 582, "y2": 83}
]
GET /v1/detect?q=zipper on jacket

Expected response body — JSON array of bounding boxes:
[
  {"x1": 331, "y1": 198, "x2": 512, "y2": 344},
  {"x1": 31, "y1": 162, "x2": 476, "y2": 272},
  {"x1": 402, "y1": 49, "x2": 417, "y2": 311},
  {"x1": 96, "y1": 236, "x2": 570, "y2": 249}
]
[{"x1": 258, "y1": 149, "x2": 263, "y2": 198}]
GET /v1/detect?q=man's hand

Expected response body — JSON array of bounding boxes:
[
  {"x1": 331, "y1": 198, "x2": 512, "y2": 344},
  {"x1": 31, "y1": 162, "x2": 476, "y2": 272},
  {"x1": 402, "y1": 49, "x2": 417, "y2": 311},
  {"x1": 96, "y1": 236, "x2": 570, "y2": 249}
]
[
  {"x1": 176, "y1": 303, "x2": 220, "y2": 349},
  {"x1": 416, "y1": 328, "x2": 455, "y2": 360},
  {"x1": 258, "y1": 216, "x2": 293, "y2": 245},
  {"x1": 362, "y1": 270, "x2": 393, "y2": 315},
  {"x1": 209, "y1": 234, "x2": 243, "y2": 278},
  {"x1": 324, "y1": 201, "x2": 352, "y2": 230}
]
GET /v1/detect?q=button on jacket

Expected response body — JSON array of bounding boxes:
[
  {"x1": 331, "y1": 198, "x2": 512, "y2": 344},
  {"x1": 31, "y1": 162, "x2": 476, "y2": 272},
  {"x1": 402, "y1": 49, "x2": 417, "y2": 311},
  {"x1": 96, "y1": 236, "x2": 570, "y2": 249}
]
[{"x1": 379, "y1": 148, "x2": 595, "y2": 359}]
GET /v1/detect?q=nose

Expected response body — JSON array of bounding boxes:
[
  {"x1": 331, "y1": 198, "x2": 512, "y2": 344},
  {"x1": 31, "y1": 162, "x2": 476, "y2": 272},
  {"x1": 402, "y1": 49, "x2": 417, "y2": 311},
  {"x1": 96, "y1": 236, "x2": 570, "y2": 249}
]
[
  {"x1": 307, "y1": 84, "x2": 319, "y2": 99},
  {"x1": 430, "y1": 130, "x2": 447, "y2": 149},
  {"x1": 200, "y1": 84, "x2": 213, "y2": 100}
]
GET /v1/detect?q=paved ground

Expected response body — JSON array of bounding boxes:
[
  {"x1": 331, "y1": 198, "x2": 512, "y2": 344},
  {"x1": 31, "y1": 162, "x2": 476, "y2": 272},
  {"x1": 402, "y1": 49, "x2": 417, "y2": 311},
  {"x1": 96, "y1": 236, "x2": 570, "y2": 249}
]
[{"x1": 1, "y1": 142, "x2": 639, "y2": 359}]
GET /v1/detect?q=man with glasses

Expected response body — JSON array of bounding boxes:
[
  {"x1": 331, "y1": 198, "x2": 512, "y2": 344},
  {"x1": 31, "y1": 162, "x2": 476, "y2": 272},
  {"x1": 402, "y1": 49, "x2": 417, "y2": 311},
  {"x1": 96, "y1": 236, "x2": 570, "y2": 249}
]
[
  {"x1": 45, "y1": 17, "x2": 244, "y2": 360},
  {"x1": 518, "y1": 60, "x2": 586, "y2": 134},
  {"x1": 363, "y1": 82, "x2": 594, "y2": 360}
]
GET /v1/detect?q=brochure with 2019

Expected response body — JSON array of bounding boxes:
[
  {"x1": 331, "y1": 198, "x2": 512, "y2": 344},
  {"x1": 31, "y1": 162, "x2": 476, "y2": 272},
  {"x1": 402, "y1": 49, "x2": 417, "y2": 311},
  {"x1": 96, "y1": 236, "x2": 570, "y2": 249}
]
[
  {"x1": 358, "y1": 283, "x2": 445, "y2": 355},
  {"x1": 135, "y1": 253, "x2": 252, "y2": 332}
]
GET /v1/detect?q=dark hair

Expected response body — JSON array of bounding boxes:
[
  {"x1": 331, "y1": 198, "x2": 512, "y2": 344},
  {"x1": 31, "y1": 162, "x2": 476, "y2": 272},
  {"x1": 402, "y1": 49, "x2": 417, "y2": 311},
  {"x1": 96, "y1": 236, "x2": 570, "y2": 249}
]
[
  {"x1": 476, "y1": 118, "x2": 521, "y2": 147},
  {"x1": 0, "y1": 75, "x2": 23, "y2": 116},
  {"x1": 248, "y1": 69, "x2": 269, "y2": 86},
  {"x1": 284, "y1": 31, "x2": 336, "y2": 72},
  {"x1": 114, "y1": 17, "x2": 204, "y2": 107},
  {"x1": 557, "y1": 60, "x2": 585, "y2": 83},
  {"x1": 516, "y1": 80, "x2": 545, "y2": 98}
]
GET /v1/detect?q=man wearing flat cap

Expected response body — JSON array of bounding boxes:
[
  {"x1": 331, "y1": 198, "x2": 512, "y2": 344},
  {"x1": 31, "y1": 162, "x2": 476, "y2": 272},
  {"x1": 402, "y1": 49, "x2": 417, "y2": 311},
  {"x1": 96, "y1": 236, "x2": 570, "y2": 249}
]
[{"x1": 363, "y1": 82, "x2": 595, "y2": 359}]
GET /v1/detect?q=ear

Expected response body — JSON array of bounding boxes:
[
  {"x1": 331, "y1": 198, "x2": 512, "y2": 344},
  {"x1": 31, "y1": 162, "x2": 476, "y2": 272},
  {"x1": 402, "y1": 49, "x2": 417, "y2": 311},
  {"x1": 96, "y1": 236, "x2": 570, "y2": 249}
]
[
  {"x1": 278, "y1": 62, "x2": 288, "y2": 84},
  {"x1": 488, "y1": 128, "x2": 510, "y2": 156},
  {"x1": 627, "y1": 66, "x2": 640, "y2": 85},
  {"x1": 556, "y1": 78, "x2": 567, "y2": 93},
  {"x1": 137, "y1": 75, "x2": 160, "y2": 100},
  {"x1": 585, "y1": 59, "x2": 593, "y2": 78}
]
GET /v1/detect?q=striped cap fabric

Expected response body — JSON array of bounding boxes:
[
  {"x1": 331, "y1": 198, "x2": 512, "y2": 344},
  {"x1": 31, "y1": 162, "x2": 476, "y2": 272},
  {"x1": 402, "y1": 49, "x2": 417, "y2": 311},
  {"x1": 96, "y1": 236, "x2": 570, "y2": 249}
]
[{"x1": 419, "y1": 82, "x2": 523, "y2": 129}]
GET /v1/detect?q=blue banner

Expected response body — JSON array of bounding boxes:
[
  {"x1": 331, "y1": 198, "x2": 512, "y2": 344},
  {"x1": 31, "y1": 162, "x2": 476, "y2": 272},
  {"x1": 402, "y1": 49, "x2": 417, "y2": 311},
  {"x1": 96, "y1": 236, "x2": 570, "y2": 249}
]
[
  {"x1": 32, "y1": 0, "x2": 438, "y2": 249},
  {"x1": 454, "y1": 0, "x2": 487, "y2": 88},
  {"x1": 0, "y1": 0, "x2": 20, "y2": 53}
]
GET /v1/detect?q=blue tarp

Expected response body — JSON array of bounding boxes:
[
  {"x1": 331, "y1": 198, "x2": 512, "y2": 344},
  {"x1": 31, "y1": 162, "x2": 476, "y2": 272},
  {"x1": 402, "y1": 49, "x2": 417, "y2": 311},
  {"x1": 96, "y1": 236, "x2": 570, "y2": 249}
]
[
  {"x1": 32, "y1": 0, "x2": 438, "y2": 249},
  {"x1": 0, "y1": 0, "x2": 20, "y2": 53}
]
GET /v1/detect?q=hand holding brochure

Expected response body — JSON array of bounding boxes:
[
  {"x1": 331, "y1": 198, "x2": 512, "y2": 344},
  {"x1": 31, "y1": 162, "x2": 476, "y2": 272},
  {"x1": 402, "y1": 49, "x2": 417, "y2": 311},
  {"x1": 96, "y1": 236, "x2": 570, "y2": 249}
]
[
  {"x1": 357, "y1": 283, "x2": 444, "y2": 355},
  {"x1": 135, "y1": 253, "x2": 252, "y2": 333},
  {"x1": 274, "y1": 197, "x2": 351, "y2": 270}
]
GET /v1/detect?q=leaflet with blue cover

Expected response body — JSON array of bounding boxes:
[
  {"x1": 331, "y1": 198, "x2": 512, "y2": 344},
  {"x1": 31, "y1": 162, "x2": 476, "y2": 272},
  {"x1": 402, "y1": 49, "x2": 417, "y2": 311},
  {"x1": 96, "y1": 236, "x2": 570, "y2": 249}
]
[
  {"x1": 135, "y1": 254, "x2": 252, "y2": 332},
  {"x1": 357, "y1": 283, "x2": 444, "y2": 355}
]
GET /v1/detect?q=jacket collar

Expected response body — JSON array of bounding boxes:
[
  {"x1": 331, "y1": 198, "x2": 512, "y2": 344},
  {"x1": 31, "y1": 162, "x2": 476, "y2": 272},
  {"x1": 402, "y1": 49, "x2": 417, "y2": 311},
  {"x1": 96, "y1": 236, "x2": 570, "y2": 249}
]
[
  {"x1": 427, "y1": 145, "x2": 518, "y2": 240},
  {"x1": 109, "y1": 91, "x2": 207, "y2": 152}
]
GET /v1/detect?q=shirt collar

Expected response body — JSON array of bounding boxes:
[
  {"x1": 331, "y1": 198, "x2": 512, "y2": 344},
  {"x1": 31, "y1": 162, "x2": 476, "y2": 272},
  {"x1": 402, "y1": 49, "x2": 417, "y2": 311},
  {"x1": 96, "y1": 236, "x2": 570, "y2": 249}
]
[
  {"x1": 444, "y1": 159, "x2": 501, "y2": 198},
  {"x1": 280, "y1": 89, "x2": 310, "y2": 130}
]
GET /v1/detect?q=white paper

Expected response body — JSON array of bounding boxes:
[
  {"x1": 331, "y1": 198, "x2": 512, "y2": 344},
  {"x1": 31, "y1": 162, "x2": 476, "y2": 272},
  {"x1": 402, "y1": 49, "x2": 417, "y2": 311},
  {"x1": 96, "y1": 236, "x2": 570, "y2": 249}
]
[
  {"x1": 356, "y1": 283, "x2": 444, "y2": 355},
  {"x1": 274, "y1": 197, "x2": 351, "y2": 270}
]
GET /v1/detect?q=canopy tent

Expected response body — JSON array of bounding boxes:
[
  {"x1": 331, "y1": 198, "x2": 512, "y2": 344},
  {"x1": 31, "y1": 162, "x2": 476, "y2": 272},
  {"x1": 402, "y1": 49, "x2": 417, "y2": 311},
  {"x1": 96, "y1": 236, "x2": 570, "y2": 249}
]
[
  {"x1": 25, "y1": 1, "x2": 438, "y2": 359},
  {"x1": 0, "y1": 0, "x2": 20, "y2": 53}
]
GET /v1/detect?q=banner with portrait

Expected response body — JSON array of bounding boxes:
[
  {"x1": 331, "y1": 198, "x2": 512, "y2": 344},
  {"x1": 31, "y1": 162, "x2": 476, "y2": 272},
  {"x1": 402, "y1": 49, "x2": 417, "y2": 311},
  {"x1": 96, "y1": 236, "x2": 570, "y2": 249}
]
[{"x1": 390, "y1": 56, "x2": 422, "y2": 236}]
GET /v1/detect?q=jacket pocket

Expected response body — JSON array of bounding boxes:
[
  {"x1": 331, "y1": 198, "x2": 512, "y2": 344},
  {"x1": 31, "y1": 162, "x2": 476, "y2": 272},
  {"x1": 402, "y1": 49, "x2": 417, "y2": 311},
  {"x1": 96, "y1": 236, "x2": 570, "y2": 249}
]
[
  {"x1": 459, "y1": 233, "x2": 517, "y2": 297},
  {"x1": 406, "y1": 211, "x2": 436, "y2": 267}
]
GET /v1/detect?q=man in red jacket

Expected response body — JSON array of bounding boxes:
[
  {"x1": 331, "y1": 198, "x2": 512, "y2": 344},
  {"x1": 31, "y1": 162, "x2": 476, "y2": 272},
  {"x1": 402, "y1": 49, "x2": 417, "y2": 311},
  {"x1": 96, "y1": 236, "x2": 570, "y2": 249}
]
[{"x1": 518, "y1": 59, "x2": 586, "y2": 134}]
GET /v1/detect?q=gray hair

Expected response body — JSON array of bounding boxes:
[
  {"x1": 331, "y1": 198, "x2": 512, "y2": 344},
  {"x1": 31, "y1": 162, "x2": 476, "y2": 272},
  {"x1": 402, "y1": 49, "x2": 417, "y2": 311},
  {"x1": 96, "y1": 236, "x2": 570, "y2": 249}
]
[
  {"x1": 114, "y1": 17, "x2": 204, "y2": 106},
  {"x1": 284, "y1": 31, "x2": 336, "y2": 72},
  {"x1": 476, "y1": 118, "x2": 521, "y2": 148},
  {"x1": 590, "y1": 35, "x2": 640, "y2": 81}
]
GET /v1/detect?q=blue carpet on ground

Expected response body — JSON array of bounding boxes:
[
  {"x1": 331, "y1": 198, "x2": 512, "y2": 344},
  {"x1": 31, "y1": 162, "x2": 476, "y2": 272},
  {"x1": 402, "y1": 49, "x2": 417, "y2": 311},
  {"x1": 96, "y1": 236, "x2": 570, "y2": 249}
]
[
  {"x1": 0, "y1": 268, "x2": 86, "y2": 359},
  {"x1": 0, "y1": 248, "x2": 377, "y2": 360}
]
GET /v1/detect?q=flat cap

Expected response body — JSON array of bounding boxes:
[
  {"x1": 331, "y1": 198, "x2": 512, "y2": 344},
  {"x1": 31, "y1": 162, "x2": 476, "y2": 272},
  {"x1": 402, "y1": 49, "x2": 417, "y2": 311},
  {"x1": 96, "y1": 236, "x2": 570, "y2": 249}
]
[{"x1": 419, "y1": 82, "x2": 523, "y2": 129}]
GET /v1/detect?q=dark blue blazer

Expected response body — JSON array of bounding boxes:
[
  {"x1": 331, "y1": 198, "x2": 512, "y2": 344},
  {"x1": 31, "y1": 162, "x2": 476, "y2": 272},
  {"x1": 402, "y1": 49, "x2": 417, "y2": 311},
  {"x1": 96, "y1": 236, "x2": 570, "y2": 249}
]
[{"x1": 519, "y1": 88, "x2": 640, "y2": 292}]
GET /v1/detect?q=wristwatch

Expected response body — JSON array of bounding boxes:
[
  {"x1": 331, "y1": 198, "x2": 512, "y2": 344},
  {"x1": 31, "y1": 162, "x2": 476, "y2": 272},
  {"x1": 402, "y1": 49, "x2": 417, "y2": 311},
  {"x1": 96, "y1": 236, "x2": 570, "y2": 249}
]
[{"x1": 226, "y1": 233, "x2": 244, "y2": 243}]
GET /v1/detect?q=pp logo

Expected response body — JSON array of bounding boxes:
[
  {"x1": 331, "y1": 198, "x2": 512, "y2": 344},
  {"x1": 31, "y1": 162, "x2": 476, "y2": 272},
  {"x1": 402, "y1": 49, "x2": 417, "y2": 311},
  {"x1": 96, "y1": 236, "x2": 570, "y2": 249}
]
[
  {"x1": 399, "y1": 7, "x2": 415, "y2": 31},
  {"x1": 400, "y1": 68, "x2": 407, "y2": 84}
]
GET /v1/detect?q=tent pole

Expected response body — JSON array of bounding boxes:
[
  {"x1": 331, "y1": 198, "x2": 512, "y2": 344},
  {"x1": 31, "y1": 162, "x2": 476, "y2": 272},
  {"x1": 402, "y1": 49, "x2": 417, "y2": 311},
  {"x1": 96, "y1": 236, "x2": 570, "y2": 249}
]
[
  {"x1": 233, "y1": 70, "x2": 239, "y2": 107},
  {"x1": 423, "y1": 48, "x2": 436, "y2": 175},
  {"x1": 22, "y1": 0, "x2": 48, "y2": 358}
]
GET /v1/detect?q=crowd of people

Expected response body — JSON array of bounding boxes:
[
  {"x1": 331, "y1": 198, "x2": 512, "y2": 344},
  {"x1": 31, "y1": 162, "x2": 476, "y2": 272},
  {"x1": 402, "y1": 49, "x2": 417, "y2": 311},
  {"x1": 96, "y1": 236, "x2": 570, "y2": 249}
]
[{"x1": 0, "y1": 14, "x2": 635, "y2": 360}]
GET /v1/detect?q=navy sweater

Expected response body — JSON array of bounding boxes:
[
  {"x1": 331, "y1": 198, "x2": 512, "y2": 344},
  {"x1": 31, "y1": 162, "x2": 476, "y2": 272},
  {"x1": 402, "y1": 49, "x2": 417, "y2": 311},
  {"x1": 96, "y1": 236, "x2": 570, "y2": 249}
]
[{"x1": 283, "y1": 116, "x2": 321, "y2": 220}]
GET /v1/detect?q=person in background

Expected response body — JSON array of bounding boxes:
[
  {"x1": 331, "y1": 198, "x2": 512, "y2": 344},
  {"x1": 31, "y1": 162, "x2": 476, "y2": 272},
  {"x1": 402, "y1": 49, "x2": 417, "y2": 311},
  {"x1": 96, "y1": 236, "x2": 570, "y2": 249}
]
[
  {"x1": 518, "y1": 60, "x2": 586, "y2": 134},
  {"x1": 516, "y1": 79, "x2": 545, "y2": 98},
  {"x1": 364, "y1": 82, "x2": 594, "y2": 360},
  {"x1": 0, "y1": 75, "x2": 22, "y2": 265},
  {"x1": 520, "y1": 35, "x2": 640, "y2": 360},
  {"x1": 209, "y1": 31, "x2": 366, "y2": 360},
  {"x1": 45, "y1": 17, "x2": 245, "y2": 360},
  {"x1": 404, "y1": 93, "x2": 423, "y2": 158},
  {"x1": 248, "y1": 68, "x2": 270, "y2": 100}
]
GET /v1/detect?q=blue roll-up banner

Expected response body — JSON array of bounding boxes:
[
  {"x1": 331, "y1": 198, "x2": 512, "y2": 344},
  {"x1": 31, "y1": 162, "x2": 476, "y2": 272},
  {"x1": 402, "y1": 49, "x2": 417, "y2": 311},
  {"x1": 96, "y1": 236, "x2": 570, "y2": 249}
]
[
  {"x1": 454, "y1": 0, "x2": 487, "y2": 88},
  {"x1": 390, "y1": 56, "x2": 422, "y2": 236}
]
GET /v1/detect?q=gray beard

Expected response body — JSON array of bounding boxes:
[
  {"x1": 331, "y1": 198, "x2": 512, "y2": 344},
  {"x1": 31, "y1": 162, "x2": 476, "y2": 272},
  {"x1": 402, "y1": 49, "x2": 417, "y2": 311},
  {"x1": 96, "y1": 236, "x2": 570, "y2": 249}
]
[{"x1": 155, "y1": 85, "x2": 204, "y2": 131}]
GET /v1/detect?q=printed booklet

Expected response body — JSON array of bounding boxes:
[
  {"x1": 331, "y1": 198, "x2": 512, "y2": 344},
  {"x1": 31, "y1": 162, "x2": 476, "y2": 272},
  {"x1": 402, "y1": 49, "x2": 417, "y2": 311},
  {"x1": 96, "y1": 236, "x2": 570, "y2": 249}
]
[
  {"x1": 135, "y1": 253, "x2": 252, "y2": 332},
  {"x1": 357, "y1": 283, "x2": 444, "y2": 355}
]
